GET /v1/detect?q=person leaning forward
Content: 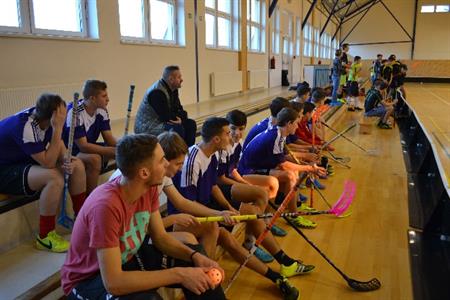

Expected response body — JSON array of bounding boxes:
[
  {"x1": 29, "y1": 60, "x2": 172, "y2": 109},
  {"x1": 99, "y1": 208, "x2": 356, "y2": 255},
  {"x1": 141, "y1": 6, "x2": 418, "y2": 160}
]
[{"x1": 135, "y1": 65, "x2": 197, "y2": 146}]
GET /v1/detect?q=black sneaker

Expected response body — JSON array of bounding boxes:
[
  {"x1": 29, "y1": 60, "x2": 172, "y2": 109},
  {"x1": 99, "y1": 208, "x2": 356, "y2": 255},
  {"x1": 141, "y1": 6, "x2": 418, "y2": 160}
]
[
  {"x1": 355, "y1": 107, "x2": 363, "y2": 111},
  {"x1": 276, "y1": 277, "x2": 300, "y2": 300}
]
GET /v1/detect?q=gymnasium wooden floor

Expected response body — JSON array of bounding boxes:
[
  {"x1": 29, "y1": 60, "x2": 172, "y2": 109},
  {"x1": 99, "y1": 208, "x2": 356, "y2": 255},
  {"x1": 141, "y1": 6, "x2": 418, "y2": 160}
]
[{"x1": 222, "y1": 94, "x2": 414, "y2": 299}]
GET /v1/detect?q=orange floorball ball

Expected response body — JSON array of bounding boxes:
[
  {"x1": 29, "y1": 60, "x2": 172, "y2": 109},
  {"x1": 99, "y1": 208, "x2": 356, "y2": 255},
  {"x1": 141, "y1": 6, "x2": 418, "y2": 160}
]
[{"x1": 207, "y1": 268, "x2": 224, "y2": 286}]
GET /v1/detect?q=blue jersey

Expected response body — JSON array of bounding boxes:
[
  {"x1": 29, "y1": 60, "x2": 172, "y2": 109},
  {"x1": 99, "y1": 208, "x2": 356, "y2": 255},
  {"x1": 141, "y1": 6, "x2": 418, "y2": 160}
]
[
  {"x1": 171, "y1": 145, "x2": 218, "y2": 214},
  {"x1": 217, "y1": 141, "x2": 242, "y2": 178},
  {"x1": 64, "y1": 100, "x2": 111, "y2": 154},
  {"x1": 242, "y1": 117, "x2": 274, "y2": 150},
  {"x1": 238, "y1": 127, "x2": 286, "y2": 175},
  {"x1": 0, "y1": 107, "x2": 55, "y2": 165}
]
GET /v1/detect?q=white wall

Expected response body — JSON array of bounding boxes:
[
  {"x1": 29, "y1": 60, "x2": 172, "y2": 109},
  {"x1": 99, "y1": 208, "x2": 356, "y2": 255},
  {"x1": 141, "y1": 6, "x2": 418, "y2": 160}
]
[{"x1": 340, "y1": 0, "x2": 450, "y2": 60}]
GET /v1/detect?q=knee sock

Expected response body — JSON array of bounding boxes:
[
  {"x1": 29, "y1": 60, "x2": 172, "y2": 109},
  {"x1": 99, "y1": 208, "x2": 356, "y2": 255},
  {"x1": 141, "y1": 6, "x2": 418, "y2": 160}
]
[
  {"x1": 265, "y1": 267, "x2": 283, "y2": 283},
  {"x1": 39, "y1": 215, "x2": 55, "y2": 238},
  {"x1": 274, "y1": 250, "x2": 296, "y2": 266},
  {"x1": 71, "y1": 192, "x2": 87, "y2": 215}
]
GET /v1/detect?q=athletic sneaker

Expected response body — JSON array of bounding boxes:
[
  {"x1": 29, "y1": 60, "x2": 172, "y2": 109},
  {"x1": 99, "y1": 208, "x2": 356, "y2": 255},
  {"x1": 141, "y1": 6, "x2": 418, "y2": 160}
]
[
  {"x1": 276, "y1": 277, "x2": 300, "y2": 300},
  {"x1": 355, "y1": 107, "x2": 363, "y2": 111},
  {"x1": 327, "y1": 165, "x2": 335, "y2": 176},
  {"x1": 347, "y1": 107, "x2": 355, "y2": 112},
  {"x1": 287, "y1": 216, "x2": 317, "y2": 229},
  {"x1": 35, "y1": 230, "x2": 70, "y2": 253},
  {"x1": 253, "y1": 246, "x2": 274, "y2": 263},
  {"x1": 271, "y1": 224, "x2": 288, "y2": 237},
  {"x1": 298, "y1": 193, "x2": 308, "y2": 202},
  {"x1": 306, "y1": 178, "x2": 326, "y2": 190},
  {"x1": 378, "y1": 123, "x2": 392, "y2": 129},
  {"x1": 298, "y1": 203, "x2": 317, "y2": 213},
  {"x1": 280, "y1": 260, "x2": 315, "y2": 278}
]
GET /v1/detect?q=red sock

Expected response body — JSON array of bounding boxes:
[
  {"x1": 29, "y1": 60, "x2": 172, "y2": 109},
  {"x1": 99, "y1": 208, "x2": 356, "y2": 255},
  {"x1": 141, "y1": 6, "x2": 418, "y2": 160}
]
[
  {"x1": 39, "y1": 215, "x2": 55, "y2": 238},
  {"x1": 71, "y1": 192, "x2": 87, "y2": 215}
]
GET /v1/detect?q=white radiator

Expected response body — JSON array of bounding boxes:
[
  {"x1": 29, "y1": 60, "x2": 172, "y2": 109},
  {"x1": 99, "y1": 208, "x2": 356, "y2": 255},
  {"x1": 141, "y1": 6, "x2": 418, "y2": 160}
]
[
  {"x1": 248, "y1": 69, "x2": 268, "y2": 89},
  {"x1": 210, "y1": 71, "x2": 242, "y2": 96},
  {"x1": 0, "y1": 82, "x2": 83, "y2": 119}
]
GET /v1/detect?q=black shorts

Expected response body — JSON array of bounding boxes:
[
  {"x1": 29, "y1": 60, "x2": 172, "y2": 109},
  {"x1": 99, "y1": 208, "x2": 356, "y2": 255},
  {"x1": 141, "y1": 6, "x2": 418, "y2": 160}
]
[
  {"x1": 251, "y1": 169, "x2": 271, "y2": 176},
  {"x1": 217, "y1": 184, "x2": 241, "y2": 210},
  {"x1": 0, "y1": 163, "x2": 37, "y2": 196}
]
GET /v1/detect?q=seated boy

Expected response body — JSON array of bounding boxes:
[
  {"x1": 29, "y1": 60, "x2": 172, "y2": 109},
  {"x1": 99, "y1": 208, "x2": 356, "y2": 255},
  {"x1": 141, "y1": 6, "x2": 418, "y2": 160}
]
[
  {"x1": 173, "y1": 118, "x2": 312, "y2": 298},
  {"x1": 293, "y1": 83, "x2": 311, "y2": 104},
  {"x1": 61, "y1": 134, "x2": 226, "y2": 300},
  {"x1": 65, "y1": 80, "x2": 117, "y2": 194},
  {"x1": 364, "y1": 79, "x2": 396, "y2": 129},
  {"x1": 239, "y1": 108, "x2": 326, "y2": 229},
  {"x1": 0, "y1": 94, "x2": 86, "y2": 252}
]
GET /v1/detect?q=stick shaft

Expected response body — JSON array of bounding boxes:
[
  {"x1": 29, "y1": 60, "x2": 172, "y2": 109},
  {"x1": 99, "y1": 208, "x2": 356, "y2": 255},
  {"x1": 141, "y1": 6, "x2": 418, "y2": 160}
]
[
  {"x1": 321, "y1": 122, "x2": 368, "y2": 152},
  {"x1": 320, "y1": 123, "x2": 356, "y2": 150},
  {"x1": 124, "y1": 85, "x2": 135, "y2": 136},
  {"x1": 196, "y1": 211, "x2": 329, "y2": 223}
]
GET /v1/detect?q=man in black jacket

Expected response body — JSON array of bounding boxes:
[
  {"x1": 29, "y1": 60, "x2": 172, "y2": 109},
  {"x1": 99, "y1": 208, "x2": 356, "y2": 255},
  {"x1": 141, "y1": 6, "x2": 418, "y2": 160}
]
[{"x1": 135, "y1": 66, "x2": 197, "y2": 146}]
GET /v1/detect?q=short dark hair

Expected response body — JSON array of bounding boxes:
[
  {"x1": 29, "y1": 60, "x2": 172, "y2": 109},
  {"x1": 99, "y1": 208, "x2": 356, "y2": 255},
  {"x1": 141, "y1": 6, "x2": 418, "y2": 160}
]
[
  {"x1": 201, "y1": 117, "x2": 229, "y2": 142},
  {"x1": 163, "y1": 65, "x2": 180, "y2": 80},
  {"x1": 373, "y1": 79, "x2": 387, "y2": 90},
  {"x1": 296, "y1": 85, "x2": 311, "y2": 98},
  {"x1": 311, "y1": 88, "x2": 326, "y2": 103},
  {"x1": 335, "y1": 49, "x2": 342, "y2": 57},
  {"x1": 82, "y1": 80, "x2": 107, "y2": 99},
  {"x1": 116, "y1": 134, "x2": 159, "y2": 179},
  {"x1": 269, "y1": 97, "x2": 290, "y2": 117},
  {"x1": 388, "y1": 55, "x2": 396, "y2": 61},
  {"x1": 226, "y1": 109, "x2": 247, "y2": 127},
  {"x1": 276, "y1": 107, "x2": 298, "y2": 127},
  {"x1": 342, "y1": 43, "x2": 349, "y2": 50},
  {"x1": 354, "y1": 56, "x2": 361, "y2": 61},
  {"x1": 290, "y1": 101, "x2": 304, "y2": 113},
  {"x1": 377, "y1": 54, "x2": 383, "y2": 58},
  {"x1": 303, "y1": 102, "x2": 316, "y2": 115},
  {"x1": 158, "y1": 131, "x2": 188, "y2": 161},
  {"x1": 34, "y1": 93, "x2": 65, "y2": 121}
]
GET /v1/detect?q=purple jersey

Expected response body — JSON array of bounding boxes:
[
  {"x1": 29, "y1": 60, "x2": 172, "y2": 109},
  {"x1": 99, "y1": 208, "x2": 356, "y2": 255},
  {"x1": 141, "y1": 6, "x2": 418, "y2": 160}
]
[
  {"x1": 0, "y1": 107, "x2": 55, "y2": 165},
  {"x1": 216, "y1": 141, "x2": 242, "y2": 178},
  {"x1": 242, "y1": 117, "x2": 273, "y2": 150},
  {"x1": 64, "y1": 99, "x2": 111, "y2": 154},
  {"x1": 171, "y1": 145, "x2": 218, "y2": 214},
  {"x1": 238, "y1": 127, "x2": 286, "y2": 175}
]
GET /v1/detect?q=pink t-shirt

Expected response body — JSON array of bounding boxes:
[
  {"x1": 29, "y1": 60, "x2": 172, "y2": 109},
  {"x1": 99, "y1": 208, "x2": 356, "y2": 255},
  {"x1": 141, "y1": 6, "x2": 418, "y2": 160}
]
[{"x1": 61, "y1": 176, "x2": 159, "y2": 295}]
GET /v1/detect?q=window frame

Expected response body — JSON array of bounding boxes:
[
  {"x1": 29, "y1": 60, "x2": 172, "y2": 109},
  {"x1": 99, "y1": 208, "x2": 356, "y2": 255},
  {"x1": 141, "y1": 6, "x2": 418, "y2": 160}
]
[
  {"x1": 0, "y1": 0, "x2": 97, "y2": 39},
  {"x1": 295, "y1": 17, "x2": 301, "y2": 56},
  {"x1": 119, "y1": 0, "x2": 184, "y2": 46},
  {"x1": 271, "y1": 7, "x2": 280, "y2": 54},
  {"x1": 303, "y1": 23, "x2": 312, "y2": 57},
  {"x1": 205, "y1": 0, "x2": 238, "y2": 50},
  {"x1": 247, "y1": 0, "x2": 266, "y2": 53},
  {"x1": 313, "y1": 27, "x2": 320, "y2": 58}
]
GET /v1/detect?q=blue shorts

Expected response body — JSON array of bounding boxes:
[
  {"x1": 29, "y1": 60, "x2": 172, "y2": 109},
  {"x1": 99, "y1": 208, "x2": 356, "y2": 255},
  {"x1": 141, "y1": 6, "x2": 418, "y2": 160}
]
[{"x1": 365, "y1": 106, "x2": 386, "y2": 117}]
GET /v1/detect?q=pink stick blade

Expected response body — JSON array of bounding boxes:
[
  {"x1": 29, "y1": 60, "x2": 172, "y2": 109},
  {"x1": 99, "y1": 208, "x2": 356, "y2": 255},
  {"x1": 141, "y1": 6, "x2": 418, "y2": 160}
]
[{"x1": 329, "y1": 180, "x2": 356, "y2": 216}]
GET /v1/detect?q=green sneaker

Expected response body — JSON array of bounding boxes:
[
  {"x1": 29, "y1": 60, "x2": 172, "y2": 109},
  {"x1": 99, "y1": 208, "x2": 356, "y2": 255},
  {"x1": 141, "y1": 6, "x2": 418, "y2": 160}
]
[
  {"x1": 298, "y1": 203, "x2": 317, "y2": 213},
  {"x1": 280, "y1": 260, "x2": 315, "y2": 278},
  {"x1": 287, "y1": 216, "x2": 317, "y2": 229},
  {"x1": 271, "y1": 224, "x2": 288, "y2": 237},
  {"x1": 276, "y1": 277, "x2": 300, "y2": 300},
  {"x1": 36, "y1": 230, "x2": 69, "y2": 253}
]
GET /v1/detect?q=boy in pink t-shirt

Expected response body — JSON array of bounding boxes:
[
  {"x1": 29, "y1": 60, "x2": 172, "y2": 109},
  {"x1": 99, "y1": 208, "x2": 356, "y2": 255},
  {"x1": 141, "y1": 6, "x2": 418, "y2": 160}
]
[{"x1": 61, "y1": 134, "x2": 225, "y2": 300}]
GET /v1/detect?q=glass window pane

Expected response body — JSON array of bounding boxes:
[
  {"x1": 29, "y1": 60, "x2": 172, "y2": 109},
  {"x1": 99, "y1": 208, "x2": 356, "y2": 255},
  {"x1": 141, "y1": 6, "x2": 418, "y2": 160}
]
[
  {"x1": 250, "y1": 25, "x2": 259, "y2": 50},
  {"x1": 218, "y1": 0, "x2": 231, "y2": 14},
  {"x1": 420, "y1": 5, "x2": 434, "y2": 13},
  {"x1": 150, "y1": 0, "x2": 174, "y2": 41},
  {"x1": 32, "y1": 0, "x2": 82, "y2": 32},
  {"x1": 218, "y1": 17, "x2": 230, "y2": 47},
  {"x1": 0, "y1": 0, "x2": 19, "y2": 27},
  {"x1": 251, "y1": 0, "x2": 260, "y2": 23},
  {"x1": 205, "y1": 0, "x2": 215, "y2": 9},
  {"x1": 436, "y1": 5, "x2": 449, "y2": 12},
  {"x1": 205, "y1": 13, "x2": 215, "y2": 46},
  {"x1": 118, "y1": 0, "x2": 144, "y2": 37}
]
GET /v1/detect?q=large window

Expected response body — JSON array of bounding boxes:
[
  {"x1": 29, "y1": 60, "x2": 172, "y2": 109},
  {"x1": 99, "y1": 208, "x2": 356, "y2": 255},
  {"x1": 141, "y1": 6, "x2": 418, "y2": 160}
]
[
  {"x1": 0, "y1": 0, "x2": 98, "y2": 38},
  {"x1": 118, "y1": 0, "x2": 185, "y2": 45},
  {"x1": 271, "y1": 7, "x2": 280, "y2": 54},
  {"x1": 313, "y1": 27, "x2": 320, "y2": 58},
  {"x1": 420, "y1": 4, "x2": 449, "y2": 13},
  {"x1": 247, "y1": 0, "x2": 265, "y2": 53},
  {"x1": 303, "y1": 23, "x2": 312, "y2": 57},
  {"x1": 205, "y1": 0, "x2": 239, "y2": 50},
  {"x1": 320, "y1": 33, "x2": 332, "y2": 59},
  {"x1": 295, "y1": 17, "x2": 301, "y2": 56}
]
